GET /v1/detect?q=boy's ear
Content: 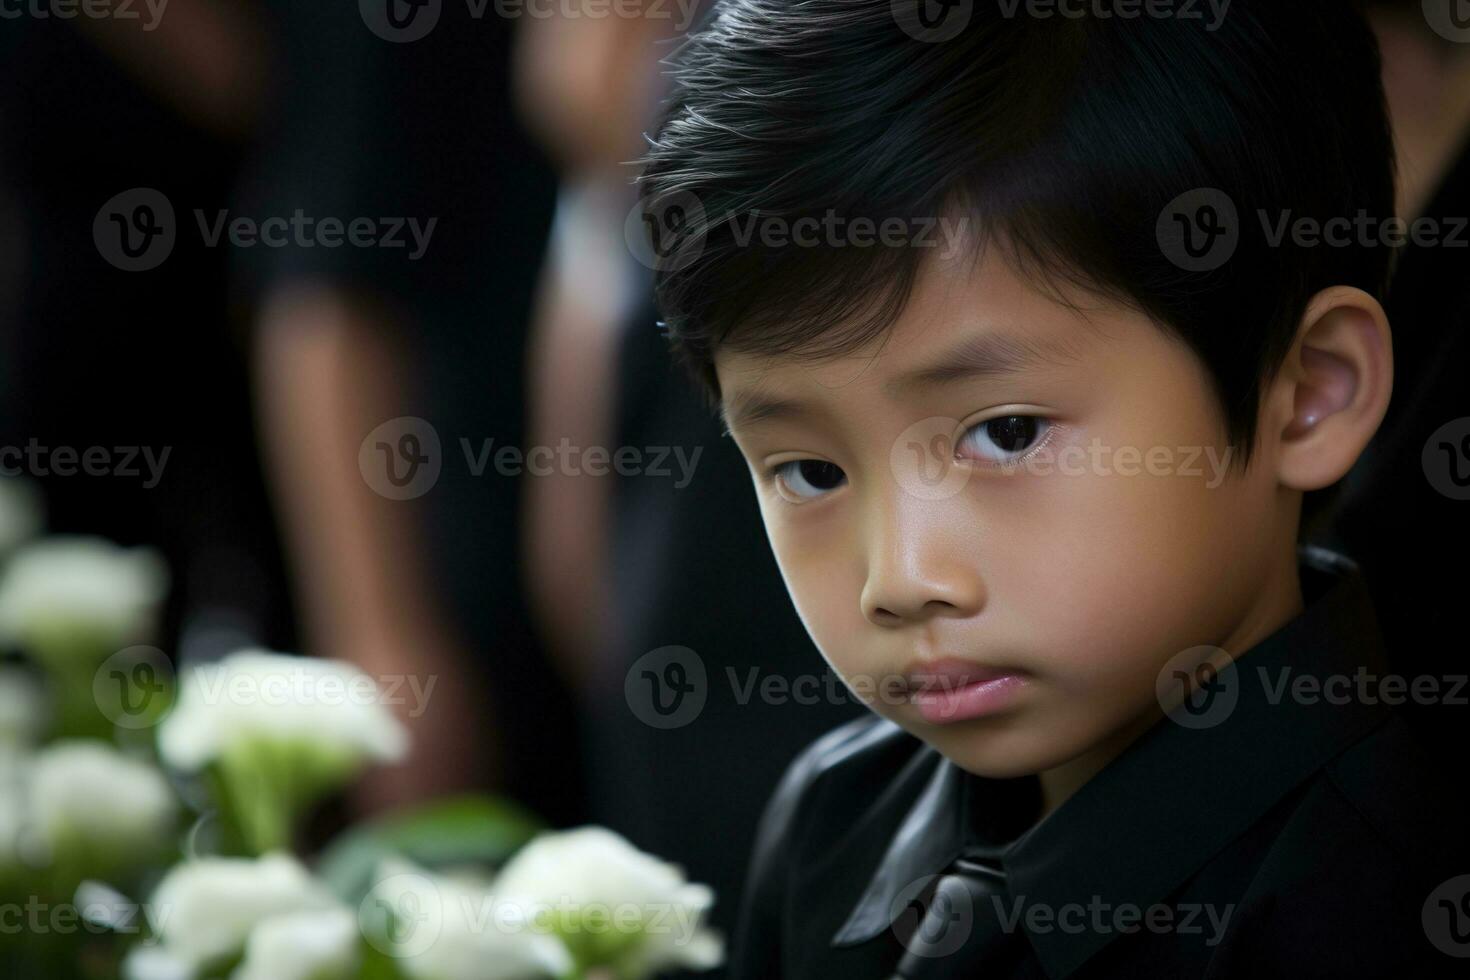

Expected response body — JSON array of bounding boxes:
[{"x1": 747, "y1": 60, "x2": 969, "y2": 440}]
[{"x1": 1269, "y1": 286, "x2": 1393, "y2": 492}]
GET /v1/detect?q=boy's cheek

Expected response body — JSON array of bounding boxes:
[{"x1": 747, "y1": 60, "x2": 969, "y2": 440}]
[{"x1": 774, "y1": 558, "x2": 894, "y2": 695}]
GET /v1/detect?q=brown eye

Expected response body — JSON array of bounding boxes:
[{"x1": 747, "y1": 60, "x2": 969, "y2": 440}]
[
  {"x1": 774, "y1": 459, "x2": 847, "y2": 501},
  {"x1": 957, "y1": 416, "x2": 1050, "y2": 464}
]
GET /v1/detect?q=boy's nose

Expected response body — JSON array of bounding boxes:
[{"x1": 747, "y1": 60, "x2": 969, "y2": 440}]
[{"x1": 859, "y1": 500, "x2": 986, "y2": 627}]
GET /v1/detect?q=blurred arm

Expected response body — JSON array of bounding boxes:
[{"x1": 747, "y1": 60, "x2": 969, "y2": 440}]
[{"x1": 254, "y1": 283, "x2": 499, "y2": 812}]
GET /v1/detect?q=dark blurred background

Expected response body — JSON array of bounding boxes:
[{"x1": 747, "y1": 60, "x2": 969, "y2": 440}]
[{"x1": 1, "y1": 2, "x2": 1467, "y2": 972}]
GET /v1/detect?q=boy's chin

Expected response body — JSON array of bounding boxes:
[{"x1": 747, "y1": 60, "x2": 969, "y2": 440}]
[{"x1": 919, "y1": 722, "x2": 1088, "y2": 782}]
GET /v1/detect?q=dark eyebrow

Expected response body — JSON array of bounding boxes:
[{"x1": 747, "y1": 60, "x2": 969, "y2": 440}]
[
  {"x1": 721, "y1": 389, "x2": 810, "y2": 435},
  {"x1": 721, "y1": 329, "x2": 1085, "y2": 434},
  {"x1": 885, "y1": 330, "x2": 1084, "y2": 393}
]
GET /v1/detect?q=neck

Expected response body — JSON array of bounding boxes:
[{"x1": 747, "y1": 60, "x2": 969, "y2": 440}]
[{"x1": 1035, "y1": 547, "x2": 1306, "y2": 818}]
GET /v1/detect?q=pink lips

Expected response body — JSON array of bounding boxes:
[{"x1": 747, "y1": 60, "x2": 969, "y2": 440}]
[{"x1": 903, "y1": 657, "x2": 1030, "y2": 724}]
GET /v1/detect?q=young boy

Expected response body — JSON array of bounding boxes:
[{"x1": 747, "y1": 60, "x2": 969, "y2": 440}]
[{"x1": 637, "y1": 1, "x2": 1466, "y2": 977}]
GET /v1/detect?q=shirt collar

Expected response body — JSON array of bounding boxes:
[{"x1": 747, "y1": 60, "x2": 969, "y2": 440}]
[{"x1": 831, "y1": 545, "x2": 1393, "y2": 976}]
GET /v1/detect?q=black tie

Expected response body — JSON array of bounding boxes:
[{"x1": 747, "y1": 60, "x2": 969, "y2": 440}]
[{"x1": 891, "y1": 849, "x2": 1024, "y2": 979}]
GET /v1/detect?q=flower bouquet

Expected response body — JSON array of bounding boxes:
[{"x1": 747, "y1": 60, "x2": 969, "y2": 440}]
[{"x1": 0, "y1": 477, "x2": 724, "y2": 980}]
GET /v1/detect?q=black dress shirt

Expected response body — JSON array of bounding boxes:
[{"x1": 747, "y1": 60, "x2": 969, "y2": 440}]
[{"x1": 731, "y1": 546, "x2": 1467, "y2": 979}]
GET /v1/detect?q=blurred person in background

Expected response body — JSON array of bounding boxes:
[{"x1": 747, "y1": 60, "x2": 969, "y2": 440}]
[
  {"x1": 1305, "y1": 0, "x2": 1470, "y2": 763},
  {"x1": 245, "y1": 1, "x2": 585, "y2": 824},
  {"x1": 516, "y1": 7, "x2": 673, "y2": 672},
  {"x1": 0, "y1": 5, "x2": 296, "y2": 661},
  {"x1": 517, "y1": 3, "x2": 865, "y2": 953}
]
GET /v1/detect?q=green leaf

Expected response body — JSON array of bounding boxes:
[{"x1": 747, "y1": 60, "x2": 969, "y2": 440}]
[
  {"x1": 316, "y1": 794, "x2": 544, "y2": 904},
  {"x1": 358, "y1": 939, "x2": 409, "y2": 980}
]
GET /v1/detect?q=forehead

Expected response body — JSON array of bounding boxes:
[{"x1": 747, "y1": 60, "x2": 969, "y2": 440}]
[{"x1": 715, "y1": 248, "x2": 1120, "y2": 427}]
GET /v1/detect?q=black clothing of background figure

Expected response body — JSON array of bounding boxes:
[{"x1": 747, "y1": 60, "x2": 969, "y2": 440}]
[
  {"x1": 238, "y1": 1, "x2": 584, "y2": 824},
  {"x1": 1306, "y1": 132, "x2": 1470, "y2": 771},
  {"x1": 0, "y1": 15, "x2": 295, "y2": 656},
  {"x1": 587, "y1": 291, "x2": 866, "y2": 953}
]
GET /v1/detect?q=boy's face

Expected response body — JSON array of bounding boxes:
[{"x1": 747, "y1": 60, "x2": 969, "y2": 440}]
[{"x1": 717, "y1": 248, "x2": 1301, "y2": 782}]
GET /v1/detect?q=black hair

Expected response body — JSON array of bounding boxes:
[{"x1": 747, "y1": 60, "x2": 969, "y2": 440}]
[{"x1": 637, "y1": 0, "x2": 1397, "y2": 472}]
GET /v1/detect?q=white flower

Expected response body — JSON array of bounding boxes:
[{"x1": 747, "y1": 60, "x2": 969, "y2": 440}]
[
  {"x1": 0, "y1": 664, "x2": 46, "y2": 745},
  {"x1": 366, "y1": 859, "x2": 573, "y2": 980},
  {"x1": 136, "y1": 853, "x2": 341, "y2": 975},
  {"x1": 492, "y1": 827, "x2": 724, "y2": 977},
  {"x1": 158, "y1": 650, "x2": 408, "y2": 852},
  {"x1": 27, "y1": 740, "x2": 176, "y2": 867},
  {"x1": 232, "y1": 906, "x2": 360, "y2": 980},
  {"x1": 0, "y1": 477, "x2": 43, "y2": 555},
  {"x1": 0, "y1": 536, "x2": 167, "y2": 658},
  {"x1": 159, "y1": 650, "x2": 408, "y2": 774},
  {"x1": 123, "y1": 945, "x2": 196, "y2": 980}
]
